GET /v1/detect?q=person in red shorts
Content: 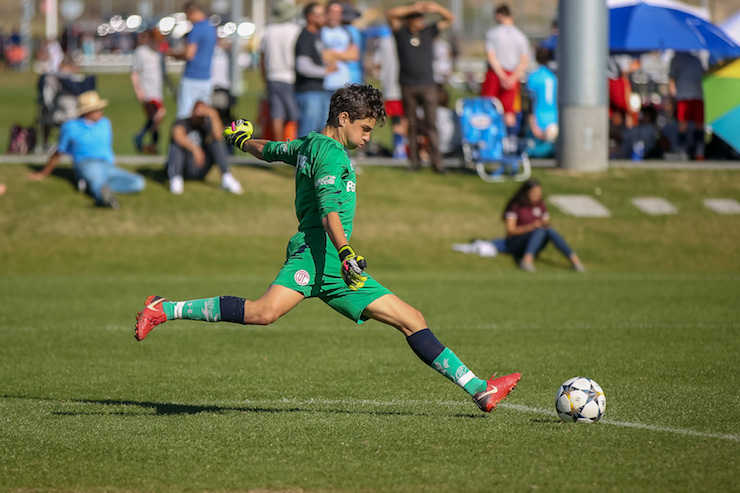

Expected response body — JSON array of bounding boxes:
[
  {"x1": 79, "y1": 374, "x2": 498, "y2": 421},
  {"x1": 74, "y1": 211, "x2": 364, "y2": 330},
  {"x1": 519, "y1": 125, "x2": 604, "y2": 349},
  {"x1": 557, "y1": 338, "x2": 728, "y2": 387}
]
[
  {"x1": 131, "y1": 28, "x2": 166, "y2": 154},
  {"x1": 669, "y1": 52, "x2": 705, "y2": 160},
  {"x1": 482, "y1": 4, "x2": 529, "y2": 140},
  {"x1": 385, "y1": 99, "x2": 408, "y2": 159},
  {"x1": 607, "y1": 54, "x2": 640, "y2": 130}
]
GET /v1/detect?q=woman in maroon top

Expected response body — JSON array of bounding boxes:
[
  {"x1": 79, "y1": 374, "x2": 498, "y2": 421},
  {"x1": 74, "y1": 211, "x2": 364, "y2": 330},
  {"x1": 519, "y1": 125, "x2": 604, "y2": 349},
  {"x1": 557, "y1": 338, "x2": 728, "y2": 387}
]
[{"x1": 503, "y1": 179, "x2": 585, "y2": 272}]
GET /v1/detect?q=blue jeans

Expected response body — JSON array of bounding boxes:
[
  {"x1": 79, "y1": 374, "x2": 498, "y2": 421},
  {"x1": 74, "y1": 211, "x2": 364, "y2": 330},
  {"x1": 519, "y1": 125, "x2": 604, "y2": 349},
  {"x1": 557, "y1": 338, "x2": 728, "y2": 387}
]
[
  {"x1": 166, "y1": 140, "x2": 230, "y2": 180},
  {"x1": 504, "y1": 227, "x2": 573, "y2": 260},
  {"x1": 75, "y1": 160, "x2": 145, "y2": 204},
  {"x1": 296, "y1": 91, "x2": 329, "y2": 138}
]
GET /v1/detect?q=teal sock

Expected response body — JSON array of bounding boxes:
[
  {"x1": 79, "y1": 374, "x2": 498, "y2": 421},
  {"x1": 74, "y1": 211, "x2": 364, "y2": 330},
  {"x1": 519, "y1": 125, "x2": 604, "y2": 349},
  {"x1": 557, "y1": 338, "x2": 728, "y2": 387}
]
[
  {"x1": 431, "y1": 348, "x2": 488, "y2": 396},
  {"x1": 162, "y1": 297, "x2": 221, "y2": 322}
]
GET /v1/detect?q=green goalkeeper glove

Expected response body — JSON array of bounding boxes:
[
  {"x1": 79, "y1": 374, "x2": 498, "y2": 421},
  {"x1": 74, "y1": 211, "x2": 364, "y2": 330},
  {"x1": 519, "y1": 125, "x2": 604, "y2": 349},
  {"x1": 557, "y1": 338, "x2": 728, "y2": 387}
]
[
  {"x1": 223, "y1": 119, "x2": 254, "y2": 150},
  {"x1": 338, "y1": 245, "x2": 367, "y2": 291}
]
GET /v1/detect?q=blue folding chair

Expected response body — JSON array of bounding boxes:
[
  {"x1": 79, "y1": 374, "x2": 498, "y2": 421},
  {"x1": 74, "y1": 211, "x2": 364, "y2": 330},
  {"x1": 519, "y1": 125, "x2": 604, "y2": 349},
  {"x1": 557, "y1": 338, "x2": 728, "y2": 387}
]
[{"x1": 456, "y1": 96, "x2": 530, "y2": 182}]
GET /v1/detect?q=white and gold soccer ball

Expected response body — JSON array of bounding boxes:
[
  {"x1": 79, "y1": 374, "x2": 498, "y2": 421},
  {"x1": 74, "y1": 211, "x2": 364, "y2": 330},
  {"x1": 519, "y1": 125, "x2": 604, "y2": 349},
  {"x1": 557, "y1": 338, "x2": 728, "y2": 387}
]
[{"x1": 555, "y1": 377, "x2": 606, "y2": 423}]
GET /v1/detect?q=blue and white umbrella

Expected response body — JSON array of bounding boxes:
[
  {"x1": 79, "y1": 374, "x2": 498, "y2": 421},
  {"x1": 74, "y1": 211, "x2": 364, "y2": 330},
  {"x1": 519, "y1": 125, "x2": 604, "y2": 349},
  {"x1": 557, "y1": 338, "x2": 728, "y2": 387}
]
[
  {"x1": 609, "y1": 1, "x2": 740, "y2": 58},
  {"x1": 719, "y1": 9, "x2": 740, "y2": 46},
  {"x1": 543, "y1": 0, "x2": 740, "y2": 59}
]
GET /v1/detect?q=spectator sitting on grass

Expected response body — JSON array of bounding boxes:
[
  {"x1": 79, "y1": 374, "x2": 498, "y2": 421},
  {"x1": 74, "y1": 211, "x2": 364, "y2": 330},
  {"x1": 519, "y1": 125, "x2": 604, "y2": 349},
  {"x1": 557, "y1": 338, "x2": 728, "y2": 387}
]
[
  {"x1": 453, "y1": 179, "x2": 584, "y2": 273},
  {"x1": 166, "y1": 101, "x2": 243, "y2": 195},
  {"x1": 28, "y1": 90, "x2": 146, "y2": 209}
]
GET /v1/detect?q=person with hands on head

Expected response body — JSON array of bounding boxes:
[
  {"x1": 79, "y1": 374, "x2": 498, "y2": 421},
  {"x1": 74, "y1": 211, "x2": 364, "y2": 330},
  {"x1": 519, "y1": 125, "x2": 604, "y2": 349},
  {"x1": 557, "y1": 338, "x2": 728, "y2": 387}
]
[
  {"x1": 503, "y1": 179, "x2": 585, "y2": 273},
  {"x1": 135, "y1": 84, "x2": 521, "y2": 414},
  {"x1": 166, "y1": 101, "x2": 243, "y2": 195},
  {"x1": 387, "y1": 1, "x2": 455, "y2": 173}
]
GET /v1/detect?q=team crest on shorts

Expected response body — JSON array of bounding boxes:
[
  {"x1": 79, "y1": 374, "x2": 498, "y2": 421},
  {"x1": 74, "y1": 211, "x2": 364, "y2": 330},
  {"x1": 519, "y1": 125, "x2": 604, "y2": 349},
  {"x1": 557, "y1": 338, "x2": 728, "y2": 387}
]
[{"x1": 294, "y1": 270, "x2": 310, "y2": 286}]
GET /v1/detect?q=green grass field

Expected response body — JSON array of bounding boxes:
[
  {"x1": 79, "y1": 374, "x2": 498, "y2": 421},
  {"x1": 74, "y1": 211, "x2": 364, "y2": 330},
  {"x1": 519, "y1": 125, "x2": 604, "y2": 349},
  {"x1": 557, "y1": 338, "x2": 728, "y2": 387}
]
[{"x1": 1, "y1": 153, "x2": 739, "y2": 491}]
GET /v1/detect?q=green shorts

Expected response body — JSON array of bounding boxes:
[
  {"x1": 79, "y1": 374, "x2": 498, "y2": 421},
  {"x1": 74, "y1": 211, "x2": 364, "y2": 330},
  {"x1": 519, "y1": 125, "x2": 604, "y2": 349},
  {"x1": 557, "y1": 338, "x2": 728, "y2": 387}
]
[{"x1": 271, "y1": 230, "x2": 393, "y2": 324}]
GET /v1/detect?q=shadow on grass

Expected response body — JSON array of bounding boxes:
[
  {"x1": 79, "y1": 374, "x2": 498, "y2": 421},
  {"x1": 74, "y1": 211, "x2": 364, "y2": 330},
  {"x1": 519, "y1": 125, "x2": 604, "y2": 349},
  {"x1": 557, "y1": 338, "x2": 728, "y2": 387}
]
[
  {"x1": 136, "y1": 166, "x2": 168, "y2": 186},
  {"x1": 3, "y1": 394, "x2": 484, "y2": 419},
  {"x1": 27, "y1": 165, "x2": 78, "y2": 190}
]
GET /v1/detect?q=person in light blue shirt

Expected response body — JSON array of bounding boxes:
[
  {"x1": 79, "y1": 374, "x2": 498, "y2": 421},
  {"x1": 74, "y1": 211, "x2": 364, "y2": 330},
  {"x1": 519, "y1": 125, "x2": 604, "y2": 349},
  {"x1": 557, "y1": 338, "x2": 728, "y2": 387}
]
[
  {"x1": 322, "y1": 2, "x2": 358, "y2": 94},
  {"x1": 524, "y1": 47, "x2": 558, "y2": 158},
  {"x1": 170, "y1": 2, "x2": 217, "y2": 118},
  {"x1": 29, "y1": 91, "x2": 145, "y2": 209}
]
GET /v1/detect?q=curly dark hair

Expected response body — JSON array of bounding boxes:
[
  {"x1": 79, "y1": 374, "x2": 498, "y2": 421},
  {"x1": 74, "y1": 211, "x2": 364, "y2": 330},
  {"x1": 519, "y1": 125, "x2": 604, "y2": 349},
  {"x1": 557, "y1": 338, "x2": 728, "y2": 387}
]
[{"x1": 326, "y1": 84, "x2": 387, "y2": 127}]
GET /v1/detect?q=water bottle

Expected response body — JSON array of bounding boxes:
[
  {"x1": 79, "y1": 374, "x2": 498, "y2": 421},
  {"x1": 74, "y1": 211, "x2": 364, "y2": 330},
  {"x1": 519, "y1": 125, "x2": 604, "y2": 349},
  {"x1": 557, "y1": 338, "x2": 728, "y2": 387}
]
[{"x1": 631, "y1": 140, "x2": 644, "y2": 161}]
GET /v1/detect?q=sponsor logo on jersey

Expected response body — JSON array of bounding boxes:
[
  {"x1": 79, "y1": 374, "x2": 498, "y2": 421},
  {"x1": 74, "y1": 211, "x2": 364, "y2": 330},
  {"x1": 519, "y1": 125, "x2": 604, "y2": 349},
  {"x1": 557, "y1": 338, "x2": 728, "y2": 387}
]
[
  {"x1": 315, "y1": 175, "x2": 337, "y2": 186},
  {"x1": 294, "y1": 270, "x2": 310, "y2": 286},
  {"x1": 346, "y1": 181, "x2": 356, "y2": 192},
  {"x1": 297, "y1": 155, "x2": 308, "y2": 172}
]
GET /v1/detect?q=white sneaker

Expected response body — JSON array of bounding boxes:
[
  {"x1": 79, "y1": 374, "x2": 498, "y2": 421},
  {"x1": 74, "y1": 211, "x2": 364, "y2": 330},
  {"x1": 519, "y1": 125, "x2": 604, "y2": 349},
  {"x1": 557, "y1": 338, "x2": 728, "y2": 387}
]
[
  {"x1": 452, "y1": 240, "x2": 498, "y2": 258},
  {"x1": 221, "y1": 172, "x2": 243, "y2": 195},
  {"x1": 473, "y1": 239, "x2": 498, "y2": 258},
  {"x1": 452, "y1": 243, "x2": 477, "y2": 254},
  {"x1": 169, "y1": 176, "x2": 184, "y2": 195}
]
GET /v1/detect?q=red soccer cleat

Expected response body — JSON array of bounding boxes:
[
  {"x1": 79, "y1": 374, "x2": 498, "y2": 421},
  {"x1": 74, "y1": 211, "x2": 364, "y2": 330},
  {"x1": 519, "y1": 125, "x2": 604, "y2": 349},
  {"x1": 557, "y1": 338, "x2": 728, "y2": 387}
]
[
  {"x1": 135, "y1": 295, "x2": 168, "y2": 341},
  {"x1": 473, "y1": 372, "x2": 522, "y2": 412}
]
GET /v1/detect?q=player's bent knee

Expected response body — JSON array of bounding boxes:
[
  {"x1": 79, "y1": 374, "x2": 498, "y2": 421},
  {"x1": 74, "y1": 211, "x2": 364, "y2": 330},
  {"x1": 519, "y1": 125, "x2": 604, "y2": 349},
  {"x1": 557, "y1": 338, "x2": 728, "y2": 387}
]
[{"x1": 247, "y1": 308, "x2": 280, "y2": 325}]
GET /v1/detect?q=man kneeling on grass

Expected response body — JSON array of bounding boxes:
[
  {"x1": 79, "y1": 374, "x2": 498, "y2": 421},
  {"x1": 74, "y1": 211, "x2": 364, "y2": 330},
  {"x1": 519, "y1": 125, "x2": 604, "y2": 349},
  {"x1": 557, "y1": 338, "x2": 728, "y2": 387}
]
[{"x1": 135, "y1": 84, "x2": 520, "y2": 413}]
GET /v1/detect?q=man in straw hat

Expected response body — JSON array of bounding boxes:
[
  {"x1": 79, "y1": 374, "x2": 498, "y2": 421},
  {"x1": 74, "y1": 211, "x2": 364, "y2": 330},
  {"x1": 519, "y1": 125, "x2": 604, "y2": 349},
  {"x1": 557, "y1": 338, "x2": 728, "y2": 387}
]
[{"x1": 29, "y1": 90, "x2": 146, "y2": 209}]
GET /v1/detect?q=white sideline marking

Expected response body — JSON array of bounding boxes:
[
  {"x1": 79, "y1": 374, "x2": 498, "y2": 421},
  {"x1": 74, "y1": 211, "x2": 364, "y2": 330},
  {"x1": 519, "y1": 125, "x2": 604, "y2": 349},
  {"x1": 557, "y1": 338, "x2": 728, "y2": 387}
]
[
  {"x1": 631, "y1": 197, "x2": 678, "y2": 215},
  {"x1": 548, "y1": 195, "x2": 611, "y2": 217},
  {"x1": 241, "y1": 398, "x2": 739, "y2": 442},
  {"x1": 704, "y1": 198, "x2": 740, "y2": 214},
  {"x1": 499, "y1": 403, "x2": 740, "y2": 442}
]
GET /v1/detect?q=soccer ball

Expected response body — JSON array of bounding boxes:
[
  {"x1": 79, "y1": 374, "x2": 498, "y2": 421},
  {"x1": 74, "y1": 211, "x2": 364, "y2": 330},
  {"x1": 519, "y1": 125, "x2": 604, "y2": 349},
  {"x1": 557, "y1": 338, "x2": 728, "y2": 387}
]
[{"x1": 555, "y1": 377, "x2": 606, "y2": 423}]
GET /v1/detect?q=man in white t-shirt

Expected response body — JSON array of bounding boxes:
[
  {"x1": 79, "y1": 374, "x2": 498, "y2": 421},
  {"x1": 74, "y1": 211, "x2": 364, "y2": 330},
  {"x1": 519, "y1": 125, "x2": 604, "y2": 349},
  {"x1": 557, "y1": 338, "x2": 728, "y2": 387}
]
[
  {"x1": 259, "y1": 2, "x2": 301, "y2": 141},
  {"x1": 131, "y1": 28, "x2": 166, "y2": 154},
  {"x1": 481, "y1": 4, "x2": 529, "y2": 136},
  {"x1": 211, "y1": 38, "x2": 234, "y2": 127}
]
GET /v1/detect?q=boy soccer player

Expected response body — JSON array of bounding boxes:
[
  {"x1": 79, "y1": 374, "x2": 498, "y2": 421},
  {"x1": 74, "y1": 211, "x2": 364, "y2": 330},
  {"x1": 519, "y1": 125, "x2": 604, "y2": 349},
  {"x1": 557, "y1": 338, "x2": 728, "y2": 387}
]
[{"x1": 134, "y1": 84, "x2": 520, "y2": 413}]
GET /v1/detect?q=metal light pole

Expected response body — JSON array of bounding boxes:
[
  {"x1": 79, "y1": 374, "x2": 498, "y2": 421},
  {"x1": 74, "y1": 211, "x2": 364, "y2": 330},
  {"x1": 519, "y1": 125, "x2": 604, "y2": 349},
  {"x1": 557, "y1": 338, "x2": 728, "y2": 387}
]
[
  {"x1": 46, "y1": 0, "x2": 59, "y2": 41},
  {"x1": 556, "y1": 0, "x2": 609, "y2": 172},
  {"x1": 20, "y1": 0, "x2": 35, "y2": 71},
  {"x1": 230, "y1": 0, "x2": 243, "y2": 96}
]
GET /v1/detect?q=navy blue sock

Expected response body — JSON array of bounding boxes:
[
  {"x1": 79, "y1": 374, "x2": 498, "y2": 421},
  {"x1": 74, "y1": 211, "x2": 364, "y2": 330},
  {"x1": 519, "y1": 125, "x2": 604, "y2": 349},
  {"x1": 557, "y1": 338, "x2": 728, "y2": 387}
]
[
  {"x1": 219, "y1": 296, "x2": 246, "y2": 324},
  {"x1": 406, "y1": 328, "x2": 445, "y2": 365}
]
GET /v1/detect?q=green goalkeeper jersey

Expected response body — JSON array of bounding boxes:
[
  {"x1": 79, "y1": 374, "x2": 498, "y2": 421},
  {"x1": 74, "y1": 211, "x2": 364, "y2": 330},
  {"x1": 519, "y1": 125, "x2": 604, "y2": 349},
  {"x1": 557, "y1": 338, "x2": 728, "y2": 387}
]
[{"x1": 262, "y1": 132, "x2": 357, "y2": 240}]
